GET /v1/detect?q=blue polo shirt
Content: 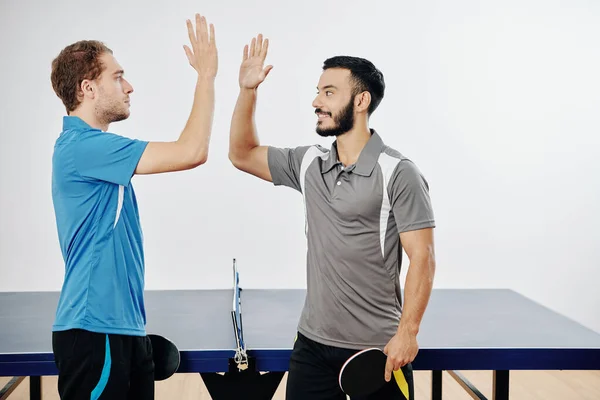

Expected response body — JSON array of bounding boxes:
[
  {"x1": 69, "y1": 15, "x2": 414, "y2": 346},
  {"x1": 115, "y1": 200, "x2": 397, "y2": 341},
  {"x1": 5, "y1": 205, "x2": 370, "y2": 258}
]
[{"x1": 51, "y1": 116, "x2": 149, "y2": 336}]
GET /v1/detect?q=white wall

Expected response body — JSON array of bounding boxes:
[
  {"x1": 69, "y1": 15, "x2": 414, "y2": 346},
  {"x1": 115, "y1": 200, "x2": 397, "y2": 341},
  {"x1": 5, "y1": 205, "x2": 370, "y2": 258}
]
[{"x1": 1, "y1": 0, "x2": 599, "y2": 333}]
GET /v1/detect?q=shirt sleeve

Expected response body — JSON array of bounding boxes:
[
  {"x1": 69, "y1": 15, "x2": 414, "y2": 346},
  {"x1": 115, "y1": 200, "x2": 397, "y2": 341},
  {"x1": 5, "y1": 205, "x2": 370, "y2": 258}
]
[
  {"x1": 267, "y1": 145, "x2": 312, "y2": 192},
  {"x1": 74, "y1": 129, "x2": 149, "y2": 187},
  {"x1": 388, "y1": 159, "x2": 436, "y2": 233}
]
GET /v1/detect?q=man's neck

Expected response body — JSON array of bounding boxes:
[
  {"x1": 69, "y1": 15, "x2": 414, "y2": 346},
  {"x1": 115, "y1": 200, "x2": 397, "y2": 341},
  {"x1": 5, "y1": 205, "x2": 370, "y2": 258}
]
[
  {"x1": 335, "y1": 124, "x2": 372, "y2": 167},
  {"x1": 69, "y1": 108, "x2": 108, "y2": 132}
]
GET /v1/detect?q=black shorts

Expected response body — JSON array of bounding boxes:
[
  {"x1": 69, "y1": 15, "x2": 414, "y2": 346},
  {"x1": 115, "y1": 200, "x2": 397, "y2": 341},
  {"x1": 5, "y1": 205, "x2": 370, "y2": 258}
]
[
  {"x1": 286, "y1": 332, "x2": 414, "y2": 400},
  {"x1": 52, "y1": 329, "x2": 154, "y2": 400}
]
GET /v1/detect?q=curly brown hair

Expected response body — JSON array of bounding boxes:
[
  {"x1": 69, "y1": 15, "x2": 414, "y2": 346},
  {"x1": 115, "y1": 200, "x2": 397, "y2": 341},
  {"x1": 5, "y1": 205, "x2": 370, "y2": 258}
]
[{"x1": 51, "y1": 40, "x2": 113, "y2": 113}]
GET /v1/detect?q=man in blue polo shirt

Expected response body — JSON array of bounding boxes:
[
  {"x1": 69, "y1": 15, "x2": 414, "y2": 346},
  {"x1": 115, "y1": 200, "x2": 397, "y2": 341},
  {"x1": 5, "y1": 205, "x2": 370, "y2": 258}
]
[{"x1": 49, "y1": 14, "x2": 217, "y2": 399}]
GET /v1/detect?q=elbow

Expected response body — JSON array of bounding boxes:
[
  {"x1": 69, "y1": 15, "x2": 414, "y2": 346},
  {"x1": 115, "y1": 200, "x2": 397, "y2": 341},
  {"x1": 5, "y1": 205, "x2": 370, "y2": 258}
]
[
  {"x1": 188, "y1": 149, "x2": 208, "y2": 168},
  {"x1": 191, "y1": 158, "x2": 207, "y2": 168},
  {"x1": 195, "y1": 152, "x2": 208, "y2": 167},
  {"x1": 228, "y1": 151, "x2": 245, "y2": 171},
  {"x1": 197, "y1": 150, "x2": 208, "y2": 166}
]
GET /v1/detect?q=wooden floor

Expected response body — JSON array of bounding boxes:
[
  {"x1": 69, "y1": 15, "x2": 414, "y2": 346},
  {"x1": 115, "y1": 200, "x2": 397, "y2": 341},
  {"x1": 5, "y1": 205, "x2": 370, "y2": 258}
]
[{"x1": 2, "y1": 370, "x2": 600, "y2": 399}]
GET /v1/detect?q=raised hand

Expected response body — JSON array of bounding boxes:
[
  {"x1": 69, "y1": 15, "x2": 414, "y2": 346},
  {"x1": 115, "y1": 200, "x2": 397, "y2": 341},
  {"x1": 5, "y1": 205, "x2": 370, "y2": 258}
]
[
  {"x1": 239, "y1": 34, "x2": 273, "y2": 89},
  {"x1": 184, "y1": 14, "x2": 218, "y2": 79}
]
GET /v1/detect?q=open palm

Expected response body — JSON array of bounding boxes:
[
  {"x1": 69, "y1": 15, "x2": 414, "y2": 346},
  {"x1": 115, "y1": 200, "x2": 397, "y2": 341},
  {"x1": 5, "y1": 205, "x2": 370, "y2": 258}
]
[
  {"x1": 183, "y1": 14, "x2": 218, "y2": 79},
  {"x1": 239, "y1": 34, "x2": 273, "y2": 89}
]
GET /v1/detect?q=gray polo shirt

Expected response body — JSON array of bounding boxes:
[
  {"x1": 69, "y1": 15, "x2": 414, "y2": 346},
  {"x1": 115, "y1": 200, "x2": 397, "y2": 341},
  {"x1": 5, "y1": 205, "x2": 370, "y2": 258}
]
[{"x1": 267, "y1": 130, "x2": 435, "y2": 349}]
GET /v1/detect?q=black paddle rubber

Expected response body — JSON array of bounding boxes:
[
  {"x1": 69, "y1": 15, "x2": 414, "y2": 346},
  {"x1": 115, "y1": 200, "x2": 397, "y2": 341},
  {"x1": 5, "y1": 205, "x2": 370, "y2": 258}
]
[
  {"x1": 339, "y1": 348, "x2": 388, "y2": 397},
  {"x1": 148, "y1": 334, "x2": 180, "y2": 381}
]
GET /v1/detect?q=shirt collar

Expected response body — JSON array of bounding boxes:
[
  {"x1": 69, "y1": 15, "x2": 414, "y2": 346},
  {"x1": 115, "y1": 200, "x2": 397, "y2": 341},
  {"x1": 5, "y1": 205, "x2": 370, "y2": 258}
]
[
  {"x1": 321, "y1": 129, "x2": 384, "y2": 177},
  {"x1": 62, "y1": 115, "x2": 95, "y2": 131}
]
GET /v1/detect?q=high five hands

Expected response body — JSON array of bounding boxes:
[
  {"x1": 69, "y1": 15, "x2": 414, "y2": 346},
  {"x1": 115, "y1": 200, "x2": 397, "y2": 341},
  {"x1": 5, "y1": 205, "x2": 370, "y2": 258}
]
[{"x1": 183, "y1": 16, "x2": 272, "y2": 90}]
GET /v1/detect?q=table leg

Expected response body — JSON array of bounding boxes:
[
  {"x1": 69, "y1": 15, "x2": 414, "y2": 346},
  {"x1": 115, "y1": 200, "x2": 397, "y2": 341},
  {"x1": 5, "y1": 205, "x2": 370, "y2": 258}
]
[
  {"x1": 447, "y1": 370, "x2": 488, "y2": 400},
  {"x1": 493, "y1": 370, "x2": 509, "y2": 400},
  {"x1": 0, "y1": 377, "x2": 25, "y2": 400},
  {"x1": 30, "y1": 376, "x2": 41, "y2": 400},
  {"x1": 432, "y1": 370, "x2": 443, "y2": 400}
]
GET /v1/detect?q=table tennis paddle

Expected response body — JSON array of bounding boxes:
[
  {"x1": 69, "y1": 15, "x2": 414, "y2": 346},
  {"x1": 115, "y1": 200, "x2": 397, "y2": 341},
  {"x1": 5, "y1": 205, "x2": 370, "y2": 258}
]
[
  {"x1": 339, "y1": 348, "x2": 411, "y2": 399},
  {"x1": 148, "y1": 334, "x2": 180, "y2": 381}
]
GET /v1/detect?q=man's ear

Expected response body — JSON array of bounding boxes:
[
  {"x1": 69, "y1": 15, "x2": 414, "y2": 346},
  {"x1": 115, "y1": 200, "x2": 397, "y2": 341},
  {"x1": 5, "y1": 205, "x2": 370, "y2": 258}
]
[
  {"x1": 79, "y1": 79, "x2": 97, "y2": 101},
  {"x1": 355, "y1": 91, "x2": 371, "y2": 114}
]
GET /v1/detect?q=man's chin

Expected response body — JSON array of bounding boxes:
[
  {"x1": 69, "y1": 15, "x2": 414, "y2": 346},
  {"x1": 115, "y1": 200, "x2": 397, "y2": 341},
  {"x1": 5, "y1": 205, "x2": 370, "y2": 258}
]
[
  {"x1": 111, "y1": 112, "x2": 130, "y2": 123},
  {"x1": 316, "y1": 125, "x2": 347, "y2": 137}
]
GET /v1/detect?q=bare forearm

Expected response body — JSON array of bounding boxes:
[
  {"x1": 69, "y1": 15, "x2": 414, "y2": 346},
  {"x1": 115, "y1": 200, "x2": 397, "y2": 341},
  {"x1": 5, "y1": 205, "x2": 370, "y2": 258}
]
[
  {"x1": 177, "y1": 76, "x2": 215, "y2": 164},
  {"x1": 229, "y1": 88, "x2": 260, "y2": 160},
  {"x1": 398, "y1": 252, "x2": 436, "y2": 335},
  {"x1": 228, "y1": 33, "x2": 273, "y2": 179}
]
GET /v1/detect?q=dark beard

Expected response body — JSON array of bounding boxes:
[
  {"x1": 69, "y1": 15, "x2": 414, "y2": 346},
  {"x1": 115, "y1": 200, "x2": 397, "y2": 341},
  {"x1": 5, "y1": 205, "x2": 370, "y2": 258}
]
[{"x1": 315, "y1": 98, "x2": 354, "y2": 137}]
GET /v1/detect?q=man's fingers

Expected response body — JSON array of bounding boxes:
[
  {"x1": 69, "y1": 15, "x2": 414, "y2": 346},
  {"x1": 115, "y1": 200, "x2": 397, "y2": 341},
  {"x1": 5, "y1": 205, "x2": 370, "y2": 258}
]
[
  {"x1": 243, "y1": 44, "x2": 248, "y2": 61},
  {"x1": 258, "y1": 65, "x2": 273, "y2": 82},
  {"x1": 195, "y1": 14, "x2": 202, "y2": 45},
  {"x1": 249, "y1": 37, "x2": 256, "y2": 58},
  {"x1": 261, "y1": 38, "x2": 269, "y2": 60},
  {"x1": 262, "y1": 65, "x2": 273, "y2": 78},
  {"x1": 209, "y1": 23, "x2": 215, "y2": 46},
  {"x1": 186, "y1": 19, "x2": 197, "y2": 53},
  {"x1": 195, "y1": 14, "x2": 206, "y2": 45},
  {"x1": 183, "y1": 45, "x2": 193, "y2": 65},
  {"x1": 200, "y1": 16, "x2": 208, "y2": 44},
  {"x1": 395, "y1": 354, "x2": 415, "y2": 369},
  {"x1": 245, "y1": 34, "x2": 269, "y2": 59},
  {"x1": 256, "y1": 34, "x2": 263, "y2": 56},
  {"x1": 384, "y1": 357, "x2": 394, "y2": 382}
]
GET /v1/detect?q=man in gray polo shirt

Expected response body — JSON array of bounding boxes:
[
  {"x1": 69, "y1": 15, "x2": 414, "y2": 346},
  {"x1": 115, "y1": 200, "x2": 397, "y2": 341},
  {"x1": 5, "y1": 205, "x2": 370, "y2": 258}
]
[{"x1": 229, "y1": 34, "x2": 436, "y2": 400}]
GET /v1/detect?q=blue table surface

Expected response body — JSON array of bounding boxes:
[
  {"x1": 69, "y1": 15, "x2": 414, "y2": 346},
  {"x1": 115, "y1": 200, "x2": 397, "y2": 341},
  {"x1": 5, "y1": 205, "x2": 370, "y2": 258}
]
[{"x1": 2, "y1": 288, "x2": 600, "y2": 356}]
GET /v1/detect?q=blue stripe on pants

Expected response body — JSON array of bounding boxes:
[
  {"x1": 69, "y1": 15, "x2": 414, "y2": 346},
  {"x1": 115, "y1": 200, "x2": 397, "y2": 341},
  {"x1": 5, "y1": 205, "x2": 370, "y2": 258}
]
[{"x1": 91, "y1": 335, "x2": 111, "y2": 400}]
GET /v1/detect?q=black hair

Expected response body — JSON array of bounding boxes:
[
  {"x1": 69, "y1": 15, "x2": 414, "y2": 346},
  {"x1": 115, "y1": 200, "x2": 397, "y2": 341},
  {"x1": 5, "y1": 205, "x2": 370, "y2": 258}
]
[{"x1": 322, "y1": 56, "x2": 385, "y2": 115}]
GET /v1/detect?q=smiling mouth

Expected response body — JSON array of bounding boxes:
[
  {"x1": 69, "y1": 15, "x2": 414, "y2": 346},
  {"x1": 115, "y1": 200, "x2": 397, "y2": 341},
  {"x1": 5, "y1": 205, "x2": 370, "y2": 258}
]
[{"x1": 316, "y1": 112, "x2": 330, "y2": 120}]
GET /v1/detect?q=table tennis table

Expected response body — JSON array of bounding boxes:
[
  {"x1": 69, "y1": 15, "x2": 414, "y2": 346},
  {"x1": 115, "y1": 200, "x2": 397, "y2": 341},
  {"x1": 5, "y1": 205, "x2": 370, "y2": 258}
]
[{"x1": 2, "y1": 266, "x2": 600, "y2": 399}]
